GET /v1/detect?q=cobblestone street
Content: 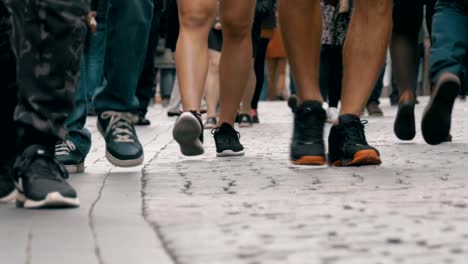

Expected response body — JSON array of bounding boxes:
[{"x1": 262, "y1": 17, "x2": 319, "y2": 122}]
[{"x1": 1, "y1": 97, "x2": 468, "y2": 264}]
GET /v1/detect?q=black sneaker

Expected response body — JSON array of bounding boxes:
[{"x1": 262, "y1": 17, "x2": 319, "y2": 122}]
[
  {"x1": 0, "y1": 164, "x2": 16, "y2": 203},
  {"x1": 288, "y1": 95, "x2": 298, "y2": 112},
  {"x1": 422, "y1": 73, "x2": 460, "y2": 145},
  {"x1": 13, "y1": 145, "x2": 79, "y2": 209},
  {"x1": 251, "y1": 109, "x2": 260, "y2": 124},
  {"x1": 135, "y1": 115, "x2": 151, "y2": 126},
  {"x1": 212, "y1": 123, "x2": 244, "y2": 157},
  {"x1": 97, "y1": 111, "x2": 144, "y2": 167},
  {"x1": 328, "y1": 114, "x2": 381, "y2": 166},
  {"x1": 55, "y1": 140, "x2": 85, "y2": 174},
  {"x1": 290, "y1": 101, "x2": 327, "y2": 165},
  {"x1": 173, "y1": 111, "x2": 204, "y2": 156},
  {"x1": 238, "y1": 114, "x2": 253, "y2": 128},
  {"x1": 204, "y1": 116, "x2": 217, "y2": 130},
  {"x1": 394, "y1": 91, "x2": 416, "y2": 141}
]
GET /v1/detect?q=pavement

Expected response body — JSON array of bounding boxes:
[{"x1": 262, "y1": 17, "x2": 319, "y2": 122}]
[{"x1": 1, "y1": 97, "x2": 468, "y2": 264}]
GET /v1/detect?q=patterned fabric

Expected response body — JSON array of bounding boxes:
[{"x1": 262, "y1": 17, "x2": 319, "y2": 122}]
[
  {"x1": 321, "y1": 0, "x2": 351, "y2": 45},
  {"x1": 1, "y1": 0, "x2": 88, "y2": 139}
]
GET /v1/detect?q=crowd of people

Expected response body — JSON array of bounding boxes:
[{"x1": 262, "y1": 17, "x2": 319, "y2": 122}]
[{"x1": 0, "y1": 0, "x2": 467, "y2": 209}]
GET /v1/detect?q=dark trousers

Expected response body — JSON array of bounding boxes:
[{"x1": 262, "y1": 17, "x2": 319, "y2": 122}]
[
  {"x1": 251, "y1": 37, "x2": 270, "y2": 110},
  {"x1": 320, "y1": 45, "x2": 343, "y2": 108},
  {"x1": 136, "y1": 3, "x2": 161, "y2": 117},
  {"x1": 0, "y1": 0, "x2": 86, "y2": 163}
]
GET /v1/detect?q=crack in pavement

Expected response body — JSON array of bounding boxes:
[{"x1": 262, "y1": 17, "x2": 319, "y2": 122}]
[
  {"x1": 88, "y1": 168, "x2": 112, "y2": 264},
  {"x1": 141, "y1": 132, "x2": 179, "y2": 264}
]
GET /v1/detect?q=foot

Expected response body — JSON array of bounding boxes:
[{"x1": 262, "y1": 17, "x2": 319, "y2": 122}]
[
  {"x1": 366, "y1": 102, "x2": 384, "y2": 117},
  {"x1": 204, "y1": 116, "x2": 217, "y2": 130},
  {"x1": 290, "y1": 101, "x2": 327, "y2": 165},
  {"x1": 394, "y1": 90, "x2": 416, "y2": 141},
  {"x1": 328, "y1": 114, "x2": 382, "y2": 166},
  {"x1": 13, "y1": 145, "x2": 79, "y2": 209},
  {"x1": 422, "y1": 73, "x2": 460, "y2": 145},
  {"x1": 0, "y1": 164, "x2": 16, "y2": 203},
  {"x1": 251, "y1": 109, "x2": 260, "y2": 124},
  {"x1": 135, "y1": 115, "x2": 151, "y2": 126},
  {"x1": 238, "y1": 114, "x2": 253, "y2": 128},
  {"x1": 55, "y1": 140, "x2": 85, "y2": 174},
  {"x1": 212, "y1": 123, "x2": 245, "y2": 157},
  {"x1": 97, "y1": 111, "x2": 144, "y2": 167},
  {"x1": 173, "y1": 111, "x2": 204, "y2": 156}
]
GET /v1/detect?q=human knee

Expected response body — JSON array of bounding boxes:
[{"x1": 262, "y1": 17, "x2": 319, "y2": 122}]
[
  {"x1": 356, "y1": 0, "x2": 392, "y2": 17},
  {"x1": 179, "y1": 4, "x2": 215, "y2": 30},
  {"x1": 221, "y1": 14, "x2": 252, "y2": 41}
]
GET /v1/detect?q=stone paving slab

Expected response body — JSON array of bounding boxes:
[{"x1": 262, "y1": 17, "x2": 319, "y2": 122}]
[{"x1": 1, "y1": 97, "x2": 468, "y2": 264}]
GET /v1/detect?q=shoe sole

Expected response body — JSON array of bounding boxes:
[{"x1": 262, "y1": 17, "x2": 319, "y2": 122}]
[
  {"x1": 422, "y1": 75, "x2": 460, "y2": 145},
  {"x1": 16, "y1": 192, "x2": 80, "y2": 209},
  {"x1": 331, "y1": 149, "x2": 382, "y2": 167},
  {"x1": 217, "y1": 150, "x2": 245, "y2": 157},
  {"x1": 173, "y1": 113, "x2": 204, "y2": 156},
  {"x1": 106, "y1": 151, "x2": 144, "y2": 167},
  {"x1": 0, "y1": 189, "x2": 18, "y2": 203},
  {"x1": 291, "y1": 156, "x2": 327, "y2": 166},
  {"x1": 394, "y1": 102, "x2": 416, "y2": 141},
  {"x1": 64, "y1": 163, "x2": 85, "y2": 174}
]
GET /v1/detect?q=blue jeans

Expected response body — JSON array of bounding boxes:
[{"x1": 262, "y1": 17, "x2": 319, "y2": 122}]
[
  {"x1": 93, "y1": 0, "x2": 154, "y2": 113},
  {"x1": 65, "y1": 22, "x2": 107, "y2": 157},
  {"x1": 430, "y1": 0, "x2": 468, "y2": 84}
]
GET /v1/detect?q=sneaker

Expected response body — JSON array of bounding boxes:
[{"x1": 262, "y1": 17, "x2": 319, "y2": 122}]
[
  {"x1": 290, "y1": 101, "x2": 327, "y2": 165},
  {"x1": 97, "y1": 111, "x2": 144, "y2": 167},
  {"x1": 13, "y1": 145, "x2": 79, "y2": 209},
  {"x1": 422, "y1": 72, "x2": 460, "y2": 145},
  {"x1": 328, "y1": 114, "x2": 382, "y2": 166},
  {"x1": 212, "y1": 123, "x2": 244, "y2": 157},
  {"x1": 204, "y1": 116, "x2": 217, "y2": 130},
  {"x1": 238, "y1": 114, "x2": 253, "y2": 128},
  {"x1": 251, "y1": 109, "x2": 260, "y2": 124},
  {"x1": 167, "y1": 109, "x2": 182, "y2": 117},
  {"x1": 55, "y1": 140, "x2": 85, "y2": 174},
  {"x1": 0, "y1": 164, "x2": 16, "y2": 202},
  {"x1": 394, "y1": 90, "x2": 416, "y2": 141},
  {"x1": 173, "y1": 111, "x2": 204, "y2": 156},
  {"x1": 366, "y1": 102, "x2": 384, "y2": 117},
  {"x1": 135, "y1": 115, "x2": 151, "y2": 126}
]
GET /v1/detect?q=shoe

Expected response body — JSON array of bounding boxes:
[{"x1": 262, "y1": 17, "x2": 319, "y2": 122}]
[
  {"x1": 97, "y1": 111, "x2": 144, "y2": 167},
  {"x1": 135, "y1": 115, "x2": 151, "y2": 126},
  {"x1": 212, "y1": 123, "x2": 244, "y2": 157},
  {"x1": 0, "y1": 164, "x2": 16, "y2": 203},
  {"x1": 422, "y1": 73, "x2": 460, "y2": 145},
  {"x1": 238, "y1": 114, "x2": 253, "y2": 128},
  {"x1": 251, "y1": 109, "x2": 260, "y2": 124},
  {"x1": 394, "y1": 91, "x2": 416, "y2": 141},
  {"x1": 87, "y1": 105, "x2": 97, "y2": 117},
  {"x1": 167, "y1": 110, "x2": 182, "y2": 117},
  {"x1": 288, "y1": 95, "x2": 298, "y2": 112},
  {"x1": 13, "y1": 145, "x2": 79, "y2": 209},
  {"x1": 366, "y1": 102, "x2": 384, "y2": 117},
  {"x1": 204, "y1": 116, "x2": 217, "y2": 130},
  {"x1": 328, "y1": 114, "x2": 382, "y2": 166},
  {"x1": 459, "y1": 95, "x2": 466, "y2": 101},
  {"x1": 290, "y1": 101, "x2": 327, "y2": 165},
  {"x1": 389, "y1": 94, "x2": 399, "y2": 106},
  {"x1": 55, "y1": 140, "x2": 85, "y2": 174},
  {"x1": 173, "y1": 111, "x2": 204, "y2": 156}
]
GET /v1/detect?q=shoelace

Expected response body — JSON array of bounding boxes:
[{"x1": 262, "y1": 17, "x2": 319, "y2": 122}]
[
  {"x1": 211, "y1": 126, "x2": 241, "y2": 143},
  {"x1": 341, "y1": 120, "x2": 369, "y2": 144},
  {"x1": 55, "y1": 140, "x2": 76, "y2": 156},
  {"x1": 101, "y1": 111, "x2": 137, "y2": 143}
]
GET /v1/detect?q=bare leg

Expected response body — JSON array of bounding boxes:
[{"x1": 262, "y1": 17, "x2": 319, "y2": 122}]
[
  {"x1": 204, "y1": 50, "x2": 221, "y2": 118},
  {"x1": 240, "y1": 66, "x2": 256, "y2": 114},
  {"x1": 176, "y1": 0, "x2": 217, "y2": 113},
  {"x1": 267, "y1": 58, "x2": 278, "y2": 100},
  {"x1": 217, "y1": 0, "x2": 256, "y2": 126},
  {"x1": 276, "y1": 58, "x2": 287, "y2": 99},
  {"x1": 278, "y1": 0, "x2": 322, "y2": 104},
  {"x1": 340, "y1": 0, "x2": 392, "y2": 115}
]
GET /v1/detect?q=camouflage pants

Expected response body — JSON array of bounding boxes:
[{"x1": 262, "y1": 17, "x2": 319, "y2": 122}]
[{"x1": 0, "y1": 0, "x2": 87, "y2": 160}]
